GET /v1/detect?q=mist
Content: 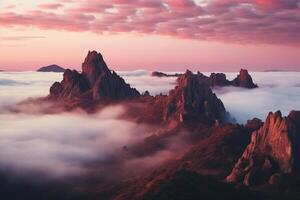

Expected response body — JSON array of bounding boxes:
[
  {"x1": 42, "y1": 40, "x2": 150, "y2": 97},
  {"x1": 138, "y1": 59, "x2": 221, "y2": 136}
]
[
  {"x1": 0, "y1": 105, "x2": 153, "y2": 178},
  {"x1": 213, "y1": 72, "x2": 300, "y2": 123},
  {"x1": 1, "y1": 70, "x2": 300, "y2": 179}
]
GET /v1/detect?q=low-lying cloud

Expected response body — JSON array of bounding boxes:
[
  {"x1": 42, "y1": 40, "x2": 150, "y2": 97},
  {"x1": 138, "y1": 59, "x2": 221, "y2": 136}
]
[
  {"x1": 214, "y1": 72, "x2": 300, "y2": 123},
  {"x1": 1, "y1": 70, "x2": 300, "y2": 179},
  {"x1": 0, "y1": 105, "x2": 151, "y2": 178}
]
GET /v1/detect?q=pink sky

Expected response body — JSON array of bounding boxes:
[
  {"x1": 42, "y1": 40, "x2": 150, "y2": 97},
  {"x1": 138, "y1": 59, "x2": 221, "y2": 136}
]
[{"x1": 0, "y1": 0, "x2": 299, "y2": 71}]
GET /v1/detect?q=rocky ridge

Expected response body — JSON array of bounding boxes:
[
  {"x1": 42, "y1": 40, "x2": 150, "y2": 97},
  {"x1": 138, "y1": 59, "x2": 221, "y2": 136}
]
[
  {"x1": 226, "y1": 111, "x2": 300, "y2": 186},
  {"x1": 152, "y1": 69, "x2": 258, "y2": 89}
]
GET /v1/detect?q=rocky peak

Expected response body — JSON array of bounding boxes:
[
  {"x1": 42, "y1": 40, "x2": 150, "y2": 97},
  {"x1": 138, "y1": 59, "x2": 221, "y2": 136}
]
[
  {"x1": 82, "y1": 50, "x2": 110, "y2": 87},
  {"x1": 232, "y1": 69, "x2": 258, "y2": 88},
  {"x1": 226, "y1": 110, "x2": 300, "y2": 186},
  {"x1": 161, "y1": 70, "x2": 229, "y2": 124},
  {"x1": 49, "y1": 50, "x2": 140, "y2": 102}
]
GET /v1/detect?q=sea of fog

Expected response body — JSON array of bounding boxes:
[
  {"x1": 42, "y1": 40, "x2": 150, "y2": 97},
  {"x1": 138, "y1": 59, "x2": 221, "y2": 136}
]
[
  {"x1": 1, "y1": 70, "x2": 300, "y2": 123},
  {"x1": 1, "y1": 70, "x2": 300, "y2": 177}
]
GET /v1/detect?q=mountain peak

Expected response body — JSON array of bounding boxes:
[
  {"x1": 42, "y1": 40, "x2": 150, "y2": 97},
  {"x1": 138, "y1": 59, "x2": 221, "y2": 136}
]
[
  {"x1": 232, "y1": 68, "x2": 258, "y2": 88},
  {"x1": 82, "y1": 50, "x2": 110, "y2": 87},
  {"x1": 161, "y1": 71, "x2": 230, "y2": 124},
  {"x1": 49, "y1": 50, "x2": 139, "y2": 102}
]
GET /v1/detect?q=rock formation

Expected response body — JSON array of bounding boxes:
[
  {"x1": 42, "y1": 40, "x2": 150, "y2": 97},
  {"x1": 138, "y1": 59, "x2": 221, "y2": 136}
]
[
  {"x1": 46, "y1": 51, "x2": 231, "y2": 126},
  {"x1": 232, "y1": 69, "x2": 258, "y2": 88},
  {"x1": 226, "y1": 111, "x2": 300, "y2": 186},
  {"x1": 37, "y1": 64, "x2": 65, "y2": 72},
  {"x1": 158, "y1": 70, "x2": 230, "y2": 124},
  {"x1": 152, "y1": 69, "x2": 258, "y2": 89},
  {"x1": 206, "y1": 72, "x2": 231, "y2": 87},
  {"x1": 49, "y1": 51, "x2": 140, "y2": 101}
]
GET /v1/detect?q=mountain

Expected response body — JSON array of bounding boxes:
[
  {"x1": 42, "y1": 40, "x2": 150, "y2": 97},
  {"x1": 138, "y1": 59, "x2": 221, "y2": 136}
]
[
  {"x1": 46, "y1": 51, "x2": 230, "y2": 126},
  {"x1": 151, "y1": 71, "x2": 182, "y2": 77},
  {"x1": 37, "y1": 64, "x2": 65, "y2": 72},
  {"x1": 49, "y1": 51, "x2": 140, "y2": 101},
  {"x1": 231, "y1": 69, "x2": 258, "y2": 88},
  {"x1": 227, "y1": 111, "x2": 300, "y2": 186},
  {"x1": 152, "y1": 69, "x2": 258, "y2": 89},
  {"x1": 157, "y1": 70, "x2": 230, "y2": 124}
]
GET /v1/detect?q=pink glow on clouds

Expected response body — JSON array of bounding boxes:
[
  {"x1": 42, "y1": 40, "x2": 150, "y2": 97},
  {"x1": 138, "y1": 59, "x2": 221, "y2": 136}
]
[{"x1": 0, "y1": 0, "x2": 299, "y2": 71}]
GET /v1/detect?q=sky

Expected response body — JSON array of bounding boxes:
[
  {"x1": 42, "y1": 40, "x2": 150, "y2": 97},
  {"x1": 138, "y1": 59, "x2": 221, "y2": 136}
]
[{"x1": 0, "y1": 0, "x2": 299, "y2": 71}]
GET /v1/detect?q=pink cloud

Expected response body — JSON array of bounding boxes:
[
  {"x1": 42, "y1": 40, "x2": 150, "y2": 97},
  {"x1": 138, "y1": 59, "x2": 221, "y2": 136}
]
[
  {"x1": 0, "y1": 0, "x2": 299, "y2": 45},
  {"x1": 38, "y1": 3, "x2": 63, "y2": 10}
]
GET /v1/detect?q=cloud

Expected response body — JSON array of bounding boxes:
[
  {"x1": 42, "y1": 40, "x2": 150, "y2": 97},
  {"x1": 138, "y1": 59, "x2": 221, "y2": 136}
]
[
  {"x1": 38, "y1": 3, "x2": 63, "y2": 10},
  {"x1": 0, "y1": 105, "x2": 152, "y2": 178},
  {"x1": 0, "y1": 0, "x2": 299, "y2": 44},
  {"x1": 213, "y1": 71, "x2": 300, "y2": 123},
  {"x1": 0, "y1": 36, "x2": 45, "y2": 41}
]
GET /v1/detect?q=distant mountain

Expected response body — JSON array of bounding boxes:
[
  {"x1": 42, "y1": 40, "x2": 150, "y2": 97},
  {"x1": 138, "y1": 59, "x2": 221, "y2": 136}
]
[
  {"x1": 37, "y1": 65, "x2": 65, "y2": 72},
  {"x1": 153, "y1": 69, "x2": 258, "y2": 89},
  {"x1": 151, "y1": 71, "x2": 182, "y2": 77}
]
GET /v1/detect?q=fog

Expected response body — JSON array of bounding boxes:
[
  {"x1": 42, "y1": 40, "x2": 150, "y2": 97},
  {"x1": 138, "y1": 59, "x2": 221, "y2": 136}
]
[
  {"x1": 1, "y1": 70, "x2": 300, "y2": 178},
  {"x1": 0, "y1": 105, "x2": 152, "y2": 178},
  {"x1": 213, "y1": 72, "x2": 300, "y2": 123}
]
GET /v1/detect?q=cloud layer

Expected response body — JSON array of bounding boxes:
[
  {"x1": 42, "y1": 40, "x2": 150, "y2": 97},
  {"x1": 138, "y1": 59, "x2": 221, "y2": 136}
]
[
  {"x1": 0, "y1": 105, "x2": 152, "y2": 178},
  {"x1": 1, "y1": 70, "x2": 300, "y2": 178},
  {"x1": 213, "y1": 71, "x2": 300, "y2": 123},
  {"x1": 0, "y1": 0, "x2": 299, "y2": 44}
]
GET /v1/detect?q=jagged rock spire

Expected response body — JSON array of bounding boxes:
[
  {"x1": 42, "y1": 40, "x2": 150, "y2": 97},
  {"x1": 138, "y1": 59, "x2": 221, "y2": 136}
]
[
  {"x1": 49, "y1": 50, "x2": 140, "y2": 101},
  {"x1": 226, "y1": 110, "x2": 300, "y2": 186}
]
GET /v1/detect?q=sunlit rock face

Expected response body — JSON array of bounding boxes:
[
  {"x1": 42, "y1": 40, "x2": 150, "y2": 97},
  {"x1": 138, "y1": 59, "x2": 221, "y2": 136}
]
[
  {"x1": 49, "y1": 50, "x2": 140, "y2": 101},
  {"x1": 157, "y1": 70, "x2": 230, "y2": 124},
  {"x1": 226, "y1": 110, "x2": 300, "y2": 186}
]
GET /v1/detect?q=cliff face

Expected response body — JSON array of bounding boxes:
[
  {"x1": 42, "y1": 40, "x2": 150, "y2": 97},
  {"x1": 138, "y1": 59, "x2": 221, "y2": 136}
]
[
  {"x1": 49, "y1": 51, "x2": 140, "y2": 101},
  {"x1": 159, "y1": 70, "x2": 229, "y2": 124},
  {"x1": 226, "y1": 111, "x2": 300, "y2": 186}
]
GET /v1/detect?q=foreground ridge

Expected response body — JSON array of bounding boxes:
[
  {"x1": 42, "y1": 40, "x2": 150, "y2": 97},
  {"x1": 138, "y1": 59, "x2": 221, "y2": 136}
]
[{"x1": 227, "y1": 110, "x2": 300, "y2": 186}]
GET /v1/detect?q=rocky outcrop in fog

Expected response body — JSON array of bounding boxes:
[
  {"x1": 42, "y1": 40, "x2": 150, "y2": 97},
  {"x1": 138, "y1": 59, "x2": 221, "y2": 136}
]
[
  {"x1": 152, "y1": 69, "x2": 258, "y2": 89},
  {"x1": 158, "y1": 70, "x2": 229, "y2": 124},
  {"x1": 49, "y1": 51, "x2": 140, "y2": 101}
]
